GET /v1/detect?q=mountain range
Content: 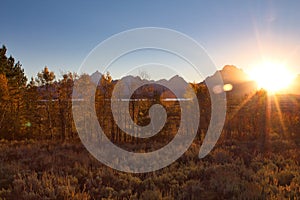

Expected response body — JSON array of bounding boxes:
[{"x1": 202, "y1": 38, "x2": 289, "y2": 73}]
[
  {"x1": 89, "y1": 65, "x2": 300, "y2": 97},
  {"x1": 204, "y1": 65, "x2": 257, "y2": 96}
]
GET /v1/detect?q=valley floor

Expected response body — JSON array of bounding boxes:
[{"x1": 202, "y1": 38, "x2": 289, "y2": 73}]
[{"x1": 0, "y1": 138, "x2": 299, "y2": 199}]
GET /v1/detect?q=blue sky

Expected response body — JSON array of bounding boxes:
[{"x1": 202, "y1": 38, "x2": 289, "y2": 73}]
[{"x1": 2, "y1": 0, "x2": 300, "y2": 81}]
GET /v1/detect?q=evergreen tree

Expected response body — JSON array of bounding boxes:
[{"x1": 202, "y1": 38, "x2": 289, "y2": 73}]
[
  {"x1": 36, "y1": 67, "x2": 56, "y2": 139},
  {"x1": 0, "y1": 45, "x2": 27, "y2": 139}
]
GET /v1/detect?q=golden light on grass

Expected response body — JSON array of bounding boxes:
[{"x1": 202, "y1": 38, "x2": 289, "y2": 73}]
[{"x1": 248, "y1": 61, "x2": 295, "y2": 93}]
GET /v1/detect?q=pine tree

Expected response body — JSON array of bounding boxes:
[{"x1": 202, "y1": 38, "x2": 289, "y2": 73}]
[
  {"x1": 58, "y1": 72, "x2": 77, "y2": 141},
  {"x1": 36, "y1": 67, "x2": 56, "y2": 139},
  {"x1": 0, "y1": 45, "x2": 27, "y2": 139}
]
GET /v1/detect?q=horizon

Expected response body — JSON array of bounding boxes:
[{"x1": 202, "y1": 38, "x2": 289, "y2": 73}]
[{"x1": 2, "y1": 1, "x2": 300, "y2": 82}]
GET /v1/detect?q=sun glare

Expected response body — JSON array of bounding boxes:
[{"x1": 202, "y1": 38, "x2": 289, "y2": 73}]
[{"x1": 248, "y1": 61, "x2": 295, "y2": 93}]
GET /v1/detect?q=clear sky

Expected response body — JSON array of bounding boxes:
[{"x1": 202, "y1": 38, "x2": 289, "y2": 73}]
[{"x1": 2, "y1": 0, "x2": 300, "y2": 82}]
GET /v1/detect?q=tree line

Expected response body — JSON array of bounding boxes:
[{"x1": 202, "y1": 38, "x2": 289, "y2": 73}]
[{"x1": 1, "y1": 44, "x2": 300, "y2": 150}]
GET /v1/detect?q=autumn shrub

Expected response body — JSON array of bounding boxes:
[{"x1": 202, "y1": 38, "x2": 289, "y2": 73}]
[
  {"x1": 0, "y1": 139, "x2": 300, "y2": 199},
  {"x1": 0, "y1": 164, "x2": 16, "y2": 190},
  {"x1": 277, "y1": 170, "x2": 295, "y2": 186},
  {"x1": 2, "y1": 171, "x2": 90, "y2": 200},
  {"x1": 211, "y1": 148, "x2": 233, "y2": 164},
  {"x1": 140, "y1": 189, "x2": 162, "y2": 200}
]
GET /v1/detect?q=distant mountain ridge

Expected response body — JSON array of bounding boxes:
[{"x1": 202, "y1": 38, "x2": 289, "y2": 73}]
[
  {"x1": 89, "y1": 65, "x2": 300, "y2": 97},
  {"x1": 90, "y1": 70, "x2": 102, "y2": 84},
  {"x1": 110, "y1": 74, "x2": 189, "y2": 98},
  {"x1": 204, "y1": 65, "x2": 257, "y2": 96}
]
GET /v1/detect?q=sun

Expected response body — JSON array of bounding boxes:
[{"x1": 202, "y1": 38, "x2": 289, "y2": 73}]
[{"x1": 248, "y1": 61, "x2": 295, "y2": 93}]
